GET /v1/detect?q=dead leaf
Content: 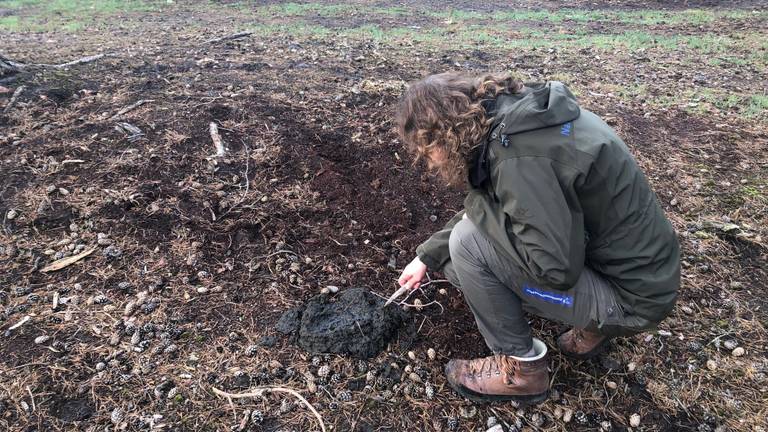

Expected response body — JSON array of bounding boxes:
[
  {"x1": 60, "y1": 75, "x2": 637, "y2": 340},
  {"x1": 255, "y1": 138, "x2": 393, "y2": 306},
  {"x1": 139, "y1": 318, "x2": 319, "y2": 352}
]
[{"x1": 40, "y1": 248, "x2": 96, "y2": 272}]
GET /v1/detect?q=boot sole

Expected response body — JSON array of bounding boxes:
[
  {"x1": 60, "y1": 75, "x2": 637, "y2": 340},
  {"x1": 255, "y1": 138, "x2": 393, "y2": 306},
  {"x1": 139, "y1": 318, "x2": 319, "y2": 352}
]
[
  {"x1": 445, "y1": 370, "x2": 548, "y2": 405},
  {"x1": 558, "y1": 336, "x2": 611, "y2": 360}
]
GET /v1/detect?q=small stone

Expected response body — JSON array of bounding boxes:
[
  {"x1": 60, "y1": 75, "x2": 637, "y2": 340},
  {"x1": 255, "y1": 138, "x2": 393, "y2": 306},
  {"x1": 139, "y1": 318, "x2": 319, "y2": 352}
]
[
  {"x1": 427, "y1": 348, "x2": 436, "y2": 360},
  {"x1": 486, "y1": 425, "x2": 503, "y2": 432},
  {"x1": 606, "y1": 381, "x2": 618, "y2": 390},
  {"x1": 723, "y1": 340, "x2": 738, "y2": 350},
  {"x1": 731, "y1": 347, "x2": 745, "y2": 357},
  {"x1": 657, "y1": 329, "x2": 672, "y2": 337},
  {"x1": 429, "y1": 214, "x2": 438, "y2": 222},
  {"x1": 6, "y1": 209, "x2": 18, "y2": 220},
  {"x1": 670, "y1": 198, "x2": 678, "y2": 206},
  {"x1": 729, "y1": 281, "x2": 743, "y2": 289},
  {"x1": 196, "y1": 287, "x2": 209, "y2": 294},
  {"x1": 408, "y1": 351, "x2": 417, "y2": 361},
  {"x1": 97, "y1": 237, "x2": 113, "y2": 246},
  {"x1": 438, "y1": 288, "x2": 447, "y2": 295},
  {"x1": 706, "y1": 359, "x2": 717, "y2": 371},
  {"x1": 131, "y1": 330, "x2": 141, "y2": 345},
  {"x1": 34, "y1": 335, "x2": 51, "y2": 345},
  {"x1": 413, "y1": 298, "x2": 423, "y2": 310},
  {"x1": 681, "y1": 305, "x2": 694, "y2": 315},
  {"x1": 627, "y1": 362, "x2": 637, "y2": 372},
  {"x1": 629, "y1": 413, "x2": 641, "y2": 427},
  {"x1": 96, "y1": 362, "x2": 106, "y2": 371},
  {"x1": 600, "y1": 420, "x2": 612, "y2": 431},
  {"x1": 326, "y1": 285, "x2": 339, "y2": 294}
]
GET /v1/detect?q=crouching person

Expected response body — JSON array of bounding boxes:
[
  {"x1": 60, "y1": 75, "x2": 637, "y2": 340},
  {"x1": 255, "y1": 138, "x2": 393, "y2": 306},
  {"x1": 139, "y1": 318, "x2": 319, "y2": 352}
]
[{"x1": 394, "y1": 72, "x2": 680, "y2": 404}]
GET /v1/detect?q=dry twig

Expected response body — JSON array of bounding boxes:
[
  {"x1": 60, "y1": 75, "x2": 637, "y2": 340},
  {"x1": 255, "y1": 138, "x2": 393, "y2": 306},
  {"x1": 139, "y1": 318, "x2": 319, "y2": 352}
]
[
  {"x1": 209, "y1": 122, "x2": 227, "y2": 157},
  {"x1": 40, "y1": 247, "x2": 96, "y2": 272},
  {"x1": 3, "y1": 85, "x2": 25, "y2": 113},
  {"x1": 204, "y1": 32, "x2": 253, "y2": 44},
  {"x1": 110, "y1": 99, "x2": 153, "y2": 120},
  {"x1": 211, "y1": 386, "x2": 326, "y2": 432}
]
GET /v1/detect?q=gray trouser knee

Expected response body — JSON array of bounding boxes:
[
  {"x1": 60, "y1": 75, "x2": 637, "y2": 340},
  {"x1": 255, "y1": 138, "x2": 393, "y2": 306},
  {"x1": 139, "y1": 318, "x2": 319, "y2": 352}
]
[{"x1": 445, "y1": 218, "x2": 653, "y2": 354}]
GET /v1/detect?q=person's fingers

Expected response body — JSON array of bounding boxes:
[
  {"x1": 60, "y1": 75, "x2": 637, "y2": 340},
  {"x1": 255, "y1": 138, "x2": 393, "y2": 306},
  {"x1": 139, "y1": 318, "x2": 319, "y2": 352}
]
[
  {"x1": 398, "y1": 274, "x2": 408, "y2": 285},
  {"x1": 403, "y1": 276, "x2": 418, "y2": 291},
  {"x1": 412, "y1": 282, "x2": 420, "y2": 290}
]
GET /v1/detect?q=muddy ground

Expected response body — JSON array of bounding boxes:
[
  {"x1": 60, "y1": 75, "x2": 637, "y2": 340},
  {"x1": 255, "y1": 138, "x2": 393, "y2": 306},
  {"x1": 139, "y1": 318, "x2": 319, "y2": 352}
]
[{"x1": 1, "y1": 1, "x2": 767, "y2": 431}]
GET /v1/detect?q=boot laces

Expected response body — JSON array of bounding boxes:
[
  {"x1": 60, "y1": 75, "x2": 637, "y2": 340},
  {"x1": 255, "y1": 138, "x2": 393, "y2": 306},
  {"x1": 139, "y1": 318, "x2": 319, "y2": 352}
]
[{"x1": 468, "y1": 355, "x2": 516, "y2": 379}]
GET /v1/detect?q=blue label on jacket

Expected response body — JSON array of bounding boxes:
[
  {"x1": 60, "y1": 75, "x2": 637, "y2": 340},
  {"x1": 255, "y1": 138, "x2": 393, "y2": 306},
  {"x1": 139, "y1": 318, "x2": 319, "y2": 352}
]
[
  {"x1": 523, "y1": 284, "x2": 574, "y2": 307},
  {"x1": 560, "y1": 122, "x2": 572, "y2": 136}
]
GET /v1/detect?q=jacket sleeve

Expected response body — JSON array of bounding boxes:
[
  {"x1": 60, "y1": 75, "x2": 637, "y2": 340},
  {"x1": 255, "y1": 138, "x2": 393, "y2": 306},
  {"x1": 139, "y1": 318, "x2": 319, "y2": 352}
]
[
  {"x1": 464, "y1": 157, "x2": 584, "y2": 290},
  {"x1": 415, "y1": 210, "x2": 466, "y2": 271}
]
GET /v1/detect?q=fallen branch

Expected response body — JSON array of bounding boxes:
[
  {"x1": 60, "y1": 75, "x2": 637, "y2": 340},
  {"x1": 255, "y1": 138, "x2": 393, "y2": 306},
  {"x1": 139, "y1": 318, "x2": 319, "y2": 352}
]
[
  {"x1": 109, "y1": 99, "x2": 153, "y2": 120},
  {"x1": 2, "y1": 52, "x2": 112, "y2": 71},
  {"x1": 204, "y1": 32, "x2": 253, "y2": 44},
  {"x1": 40, "y1": 247, "x2": 96, "y2": 272},
  {"x1": 209, "y1": 122, "x2": 227, "y2": 157},
  {"x1": 211, "y1": 386, "x2": 326, "y2": 432},
  {"x1": 2, "y1": 85, "x2": 25, "y2": 113},
  {"x1": 23, "y1": 53, "x2": 112, "y2": 69}
]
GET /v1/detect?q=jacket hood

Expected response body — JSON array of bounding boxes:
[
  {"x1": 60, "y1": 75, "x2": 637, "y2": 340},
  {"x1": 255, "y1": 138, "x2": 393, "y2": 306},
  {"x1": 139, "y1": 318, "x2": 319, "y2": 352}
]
[{"x1": 494, "y1": 81, "x2": 581, "y2": 135}]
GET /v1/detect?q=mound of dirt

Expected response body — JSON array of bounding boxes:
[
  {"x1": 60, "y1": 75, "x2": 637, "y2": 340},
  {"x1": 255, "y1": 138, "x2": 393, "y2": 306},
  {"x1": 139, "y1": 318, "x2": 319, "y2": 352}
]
[{"x1": 277, "y1": 288, "x2": 408, "y2": 359}]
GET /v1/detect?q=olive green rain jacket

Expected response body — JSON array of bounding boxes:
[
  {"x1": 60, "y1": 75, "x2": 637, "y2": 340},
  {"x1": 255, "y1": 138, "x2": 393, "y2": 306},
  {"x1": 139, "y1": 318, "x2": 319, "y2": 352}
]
[{"x1": 416, "y1": 82, "x2": 680, "y2": 323}]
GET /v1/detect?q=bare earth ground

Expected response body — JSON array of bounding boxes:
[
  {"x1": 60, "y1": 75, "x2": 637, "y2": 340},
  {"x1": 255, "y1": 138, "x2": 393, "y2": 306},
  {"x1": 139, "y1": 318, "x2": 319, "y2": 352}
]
[{"x1": 1, "y1": 1, "x2": 767, "y2": 431}]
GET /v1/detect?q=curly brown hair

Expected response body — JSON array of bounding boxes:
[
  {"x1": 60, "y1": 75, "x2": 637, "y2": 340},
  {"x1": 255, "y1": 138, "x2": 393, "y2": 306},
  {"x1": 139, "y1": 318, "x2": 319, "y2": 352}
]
[{"x1": 395, "y1": 72, "x2": 523, "y2": 185}]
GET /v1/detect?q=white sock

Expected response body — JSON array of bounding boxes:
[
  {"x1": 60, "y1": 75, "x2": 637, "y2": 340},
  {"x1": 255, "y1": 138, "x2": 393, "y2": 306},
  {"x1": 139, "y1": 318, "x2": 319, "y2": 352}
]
[{"x1": 519, "y1": 346, "x2": 536, "y2": 358}]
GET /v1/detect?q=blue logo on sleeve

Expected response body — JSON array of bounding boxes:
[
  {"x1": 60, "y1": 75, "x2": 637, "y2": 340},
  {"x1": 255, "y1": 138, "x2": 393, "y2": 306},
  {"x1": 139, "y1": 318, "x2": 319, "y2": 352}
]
[
  {"x1": 560, "y1": 122, "x2": 572, "y2": 136},
  {"x1": 523, "y1": 284, "x2": 574, "y2": 307}
]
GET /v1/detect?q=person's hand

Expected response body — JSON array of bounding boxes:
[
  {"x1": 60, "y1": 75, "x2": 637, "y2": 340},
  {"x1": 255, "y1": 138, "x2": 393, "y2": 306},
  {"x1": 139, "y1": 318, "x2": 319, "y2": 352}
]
[{"x1": 398, "y1": 256, "x2": 428, "y2": 291}]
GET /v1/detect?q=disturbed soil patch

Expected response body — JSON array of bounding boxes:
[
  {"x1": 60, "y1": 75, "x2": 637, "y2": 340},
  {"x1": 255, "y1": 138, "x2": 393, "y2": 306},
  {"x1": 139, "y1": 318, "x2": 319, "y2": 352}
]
[{"x1": 278, "y1": 288, "x2": 409, "y2": 358}]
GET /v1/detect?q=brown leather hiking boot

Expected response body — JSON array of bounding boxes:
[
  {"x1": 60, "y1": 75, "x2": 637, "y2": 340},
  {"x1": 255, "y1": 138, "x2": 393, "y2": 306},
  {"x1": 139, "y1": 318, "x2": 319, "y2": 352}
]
[
  {"x1": 444, "y1": 338, "x2": 548, "y2": 404},
  {"x1": 558, "y1": 328, "x2": 610, "y2": 359}
]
